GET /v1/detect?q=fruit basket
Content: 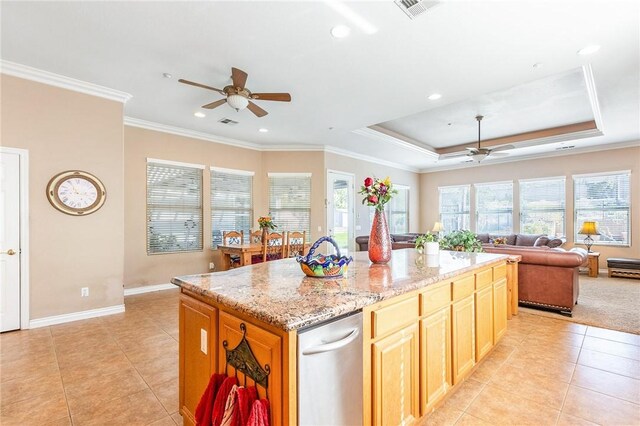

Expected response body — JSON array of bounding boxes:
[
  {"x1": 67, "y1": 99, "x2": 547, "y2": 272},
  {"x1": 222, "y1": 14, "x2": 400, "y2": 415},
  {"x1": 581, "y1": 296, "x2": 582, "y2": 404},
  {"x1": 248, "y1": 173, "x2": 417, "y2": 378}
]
[{"x1": 296, "y1": 236, "x2": 353, "y2": 278}]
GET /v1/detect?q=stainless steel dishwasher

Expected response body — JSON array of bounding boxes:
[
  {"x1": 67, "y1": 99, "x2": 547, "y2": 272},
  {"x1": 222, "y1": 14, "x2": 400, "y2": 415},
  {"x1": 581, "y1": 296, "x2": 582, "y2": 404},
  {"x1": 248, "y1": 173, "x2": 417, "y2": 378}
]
[{"x1": 297, "y1": 311, "x2": 363, "y2": 425}]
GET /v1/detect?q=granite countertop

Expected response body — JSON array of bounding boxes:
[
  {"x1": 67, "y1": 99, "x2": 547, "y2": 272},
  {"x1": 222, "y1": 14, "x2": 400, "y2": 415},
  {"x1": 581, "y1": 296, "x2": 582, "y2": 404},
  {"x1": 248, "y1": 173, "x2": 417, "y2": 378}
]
[{"x1": 171, "y1": 249, "x2": 508, "y2": 331}]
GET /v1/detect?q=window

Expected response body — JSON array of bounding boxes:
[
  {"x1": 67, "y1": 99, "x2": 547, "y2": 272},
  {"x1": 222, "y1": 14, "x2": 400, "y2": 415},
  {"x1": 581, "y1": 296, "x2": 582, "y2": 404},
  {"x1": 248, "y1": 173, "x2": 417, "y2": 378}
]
[
  {"x1": 147, "y1": 160, "x2": 203, "y2": 254},
  {"x1": 268, "y1": 173, "x2": 311, "y2": 235},
  {"x1": 388, "y1": 185, "x2": 409, "y2": 233},
  {"x1": 475, "y1": 181, "x2": 513, "y2": 234},
  {"x1": 439, "y1": 185, "x2": 470, "y2": 232},
  {"x1": 211, "y1": 167, "x2": 253, "y2": 247},
  {"x1": 520, "y1": 177, "x2": 566, "y2": 237},
  {"x1": 574, "y1": 171, "x2": 631, "y2": 246}
]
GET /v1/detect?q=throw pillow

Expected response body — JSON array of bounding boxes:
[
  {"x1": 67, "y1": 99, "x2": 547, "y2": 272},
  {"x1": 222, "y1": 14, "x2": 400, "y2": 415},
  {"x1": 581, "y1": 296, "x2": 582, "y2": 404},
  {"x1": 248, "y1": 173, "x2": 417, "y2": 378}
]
[{"x1": 534, "y1": 236, "x2": 550, "y2": 247}]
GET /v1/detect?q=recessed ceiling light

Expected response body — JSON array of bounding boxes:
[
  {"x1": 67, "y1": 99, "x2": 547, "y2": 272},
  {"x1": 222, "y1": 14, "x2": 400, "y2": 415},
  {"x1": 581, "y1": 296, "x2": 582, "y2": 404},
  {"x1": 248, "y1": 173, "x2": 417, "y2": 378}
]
[
  {"x1": 162, "y1": 73, "x2": 172, "y2": 79},
  {"x1": 533, "y1": 62, "x2": 543, "y2": 69},
  {"x1": 428, "y1": 93, "x2": 442, "y2": 100},
  {"x1": 330, "y1": 25, "x2": 351, "y2": 38},
  {"x1": 194, "y1": 112, "x2": 206, "y2": 118},
  {"x1": 325, "y1": 0, "x2": 378, "y2": 34},
  {"x1": 258, "y1": 128, "x2": 269, "y2": 133},
  {"x1": 577, "y1": 45, "x2": 600, "y2": 55}
]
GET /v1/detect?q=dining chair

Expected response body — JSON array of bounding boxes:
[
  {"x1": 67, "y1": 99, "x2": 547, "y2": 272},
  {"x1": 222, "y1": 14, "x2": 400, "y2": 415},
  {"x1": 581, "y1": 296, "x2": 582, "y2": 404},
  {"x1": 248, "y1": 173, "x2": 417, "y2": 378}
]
[
  {"x1": 286, "y1": 231, "x2": 306, "y2": 258},
  {"x1": 249, "y1": 229, "x2": 263, "y2": 244},
  {"x1": 222, "y1": 230, "x2": 244, "y2": 268},
  {"x1": 262, "y1": 231, "x2": 286, "y2": 262}
]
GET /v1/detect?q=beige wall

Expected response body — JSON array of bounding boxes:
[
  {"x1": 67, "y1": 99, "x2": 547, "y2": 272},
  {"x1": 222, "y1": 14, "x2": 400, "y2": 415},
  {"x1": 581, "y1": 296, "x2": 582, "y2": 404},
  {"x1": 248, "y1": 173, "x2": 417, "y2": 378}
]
[
  {"x1": 420, "y1": 146, "x2": 640, "y2": 267},
  {"x1": 1, "y1": 75, "x2": 125, "y2": 319}
]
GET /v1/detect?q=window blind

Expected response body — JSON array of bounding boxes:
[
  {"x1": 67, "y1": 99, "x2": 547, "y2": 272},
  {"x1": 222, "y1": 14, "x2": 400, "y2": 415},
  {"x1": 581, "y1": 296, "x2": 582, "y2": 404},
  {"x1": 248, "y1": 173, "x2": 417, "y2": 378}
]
[
  {"x1": 439, "y1": 185, "x2": 470, "y2": 232},
  {"x1": 388, "y1": 185, "x2": 409, "y2": 233},
  {"x1": 475, "y1": 181, "x2": 513, "y2": 234},
  {"x1": 211, "y1": 168, "x2": 253, "y2": 247},
  {"x1": 268, "y1": 173, "x2": 311, "y2": 236},
  {"x1": 147, "y1": 162, "x2": 203, "y2": 254},
  {"x1": 574, "y1": 171, "x2": 631, "y2": 246},
  {"x1": 520, "y1": 177, "x2": 566, "y2": 237}
]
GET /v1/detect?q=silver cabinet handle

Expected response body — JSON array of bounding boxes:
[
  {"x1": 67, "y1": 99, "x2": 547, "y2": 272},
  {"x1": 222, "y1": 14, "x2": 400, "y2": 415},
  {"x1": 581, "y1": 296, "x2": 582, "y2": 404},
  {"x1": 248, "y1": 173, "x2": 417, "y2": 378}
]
[{"x1": 302, "y1": 328, "x2": 360, "y2": 355}]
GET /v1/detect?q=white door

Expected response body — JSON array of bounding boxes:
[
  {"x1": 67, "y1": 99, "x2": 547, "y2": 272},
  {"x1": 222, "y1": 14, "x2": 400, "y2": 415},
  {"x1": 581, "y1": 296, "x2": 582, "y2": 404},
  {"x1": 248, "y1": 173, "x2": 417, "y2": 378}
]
[
  {"x1": 326, "y1": 171, "x2": 355, "y2": 255},
  {"x1": 0, "y1": 152, "x2": 21, "y2": 332}
]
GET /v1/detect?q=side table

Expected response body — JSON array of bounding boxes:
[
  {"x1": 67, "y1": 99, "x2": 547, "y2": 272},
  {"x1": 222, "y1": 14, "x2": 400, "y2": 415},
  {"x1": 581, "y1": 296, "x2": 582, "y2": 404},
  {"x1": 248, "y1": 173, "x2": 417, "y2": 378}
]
[{"x1": 588, "y1": 252, "x2": 600, "y2": 278}]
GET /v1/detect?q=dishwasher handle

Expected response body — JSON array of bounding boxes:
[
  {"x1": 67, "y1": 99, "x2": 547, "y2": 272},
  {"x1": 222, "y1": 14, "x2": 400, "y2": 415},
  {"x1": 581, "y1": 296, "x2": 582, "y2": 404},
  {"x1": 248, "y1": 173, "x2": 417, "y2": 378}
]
[{"x1": 301, "y1": 328, "x2": 360, "y2": 355}]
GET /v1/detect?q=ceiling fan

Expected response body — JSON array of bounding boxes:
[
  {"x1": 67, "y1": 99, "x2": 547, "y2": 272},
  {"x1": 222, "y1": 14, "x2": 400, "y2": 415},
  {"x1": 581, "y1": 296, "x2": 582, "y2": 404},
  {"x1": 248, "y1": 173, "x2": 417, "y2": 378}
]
[
  {"x1": 442, "y1": 115, "x2": 515, "y2": 163},
  {"x1": 178, "y1": 67, "x2": 291, "y2": 118}
]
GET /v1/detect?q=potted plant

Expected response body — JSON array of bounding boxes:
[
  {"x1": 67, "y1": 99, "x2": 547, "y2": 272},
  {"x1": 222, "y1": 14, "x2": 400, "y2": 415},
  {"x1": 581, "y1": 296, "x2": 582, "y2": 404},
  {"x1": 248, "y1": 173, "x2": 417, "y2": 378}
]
[
  {"x1": 439, "y1": 230, "x2": 483, "y2": 253},
  {"x1": 257, "y1": 216, "x2": 276, "y2": 243},
  {"x1": 415, "y1": 233, "x2": 439, "y2": 255}
]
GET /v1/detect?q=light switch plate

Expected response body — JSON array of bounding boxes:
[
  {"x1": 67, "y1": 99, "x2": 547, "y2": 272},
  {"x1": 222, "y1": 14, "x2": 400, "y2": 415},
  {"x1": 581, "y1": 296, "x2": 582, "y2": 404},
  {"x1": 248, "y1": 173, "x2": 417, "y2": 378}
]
[{"x1": 200, "y1": 329, "x2": 207, "y2": 354}]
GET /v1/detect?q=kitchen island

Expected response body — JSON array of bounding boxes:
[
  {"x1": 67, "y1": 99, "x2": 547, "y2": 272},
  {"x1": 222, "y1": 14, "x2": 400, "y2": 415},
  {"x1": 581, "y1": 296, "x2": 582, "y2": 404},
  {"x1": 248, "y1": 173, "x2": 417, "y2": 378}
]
[{"x1": 172, "y1": 249, "x2": 513, "y2": 426}]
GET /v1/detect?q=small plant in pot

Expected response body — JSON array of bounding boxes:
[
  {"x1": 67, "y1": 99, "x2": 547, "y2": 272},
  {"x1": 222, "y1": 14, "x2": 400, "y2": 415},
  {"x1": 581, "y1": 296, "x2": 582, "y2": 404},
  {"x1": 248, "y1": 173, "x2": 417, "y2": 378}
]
[
  {"x1": 415, "y1": 233, "x2": 440, "y2": 255},
  {"x1": 439, "y1": 230, "x2": 483, "y2": 253}
]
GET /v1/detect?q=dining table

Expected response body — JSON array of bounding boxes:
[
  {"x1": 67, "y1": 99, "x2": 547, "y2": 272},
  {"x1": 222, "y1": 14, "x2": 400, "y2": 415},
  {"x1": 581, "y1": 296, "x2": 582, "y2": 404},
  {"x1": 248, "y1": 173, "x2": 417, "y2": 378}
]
[{"x1": 217, "y1": 242, "x2": 311, "y2": 269}]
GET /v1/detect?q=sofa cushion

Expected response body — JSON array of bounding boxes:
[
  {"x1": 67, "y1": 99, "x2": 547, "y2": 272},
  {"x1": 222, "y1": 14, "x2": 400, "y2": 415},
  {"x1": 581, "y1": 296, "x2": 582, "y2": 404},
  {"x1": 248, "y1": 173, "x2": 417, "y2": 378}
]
[
  {"x1": 505, "y1": 234, "x2": 517, "y2": 245},
  {"x1": 547, "y1": 238, "x2": 564, "y2": 248},
  {"x1": 476, "y1": 233, "x2": 490, "y2": 243},
  {"x1": 607, "y1": 258, "x2": 640, "y2": 270},
  {"x1": 533, "y1": 236, "x2": 550, "y2": 247},
  {"x1": 516, "y1": 234, "x2": 543, "y2": 246}
]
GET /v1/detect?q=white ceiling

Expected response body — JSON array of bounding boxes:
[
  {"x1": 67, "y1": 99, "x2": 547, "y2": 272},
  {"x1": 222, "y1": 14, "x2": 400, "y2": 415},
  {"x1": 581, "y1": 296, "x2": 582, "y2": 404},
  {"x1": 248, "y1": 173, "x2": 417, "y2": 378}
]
[{"x1": 2, "y1": 1, "x2": 639, "y2": 171}]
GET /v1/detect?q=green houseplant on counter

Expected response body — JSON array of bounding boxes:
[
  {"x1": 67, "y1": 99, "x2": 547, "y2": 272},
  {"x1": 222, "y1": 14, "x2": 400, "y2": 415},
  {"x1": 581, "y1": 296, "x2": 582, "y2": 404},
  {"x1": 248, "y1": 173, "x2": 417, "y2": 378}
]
[
  {"x1": 439, "y1": 230, "x2": 483, "y2": 253},
  {"x1": 415, "y1": 233, "x2": 439, "y2": 255}
]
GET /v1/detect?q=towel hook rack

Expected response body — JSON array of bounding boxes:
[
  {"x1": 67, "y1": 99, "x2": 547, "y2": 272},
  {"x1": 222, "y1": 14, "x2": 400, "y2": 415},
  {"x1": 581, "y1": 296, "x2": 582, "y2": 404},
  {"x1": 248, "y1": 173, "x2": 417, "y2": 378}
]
[{"x1": 223, "y1": 322, "x2": 271, "y2": 400}]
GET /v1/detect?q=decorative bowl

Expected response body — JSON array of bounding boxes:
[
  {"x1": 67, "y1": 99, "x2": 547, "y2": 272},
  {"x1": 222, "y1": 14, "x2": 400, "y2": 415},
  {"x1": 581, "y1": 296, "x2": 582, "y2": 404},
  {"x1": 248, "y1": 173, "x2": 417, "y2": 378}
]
[{"x1": 296, "y1": 236, "x2": 353, "y2": 278}]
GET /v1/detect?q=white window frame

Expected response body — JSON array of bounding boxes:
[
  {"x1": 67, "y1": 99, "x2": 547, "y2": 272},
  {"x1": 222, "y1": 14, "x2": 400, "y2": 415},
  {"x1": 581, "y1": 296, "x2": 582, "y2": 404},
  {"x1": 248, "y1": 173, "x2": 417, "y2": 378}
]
[
  {"x1": 519, "y1": 176, "x2": 566, "y2": 238},
  {"x1": 474, "y1": 180, "x2": 514, "y2": 235},
  {"x1": 438, "y1": 184, "x2": 471, "y2": 233},
  {"x1": 210, "y1": 166, "x2": 254, "y2": 247},
  {"x1": 388, "y1": 184, "x2": 410, "y2": 234}
]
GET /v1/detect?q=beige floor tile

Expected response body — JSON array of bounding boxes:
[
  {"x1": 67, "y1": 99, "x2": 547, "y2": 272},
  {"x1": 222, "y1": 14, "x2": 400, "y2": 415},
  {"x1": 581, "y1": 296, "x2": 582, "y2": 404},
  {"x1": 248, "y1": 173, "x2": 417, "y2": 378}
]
[
  {"x1": 0, "y1": 371, "x2": 64, "y2": 408},
  {"x1": 171, "y1": 411, "x2": 183, "y2": 425},
  {"x1": 562, "y1": 385, "x2": 640, "y2": 426},
  {"x1": 469, "y1": 358, "x2": 505, "y2": 384},
  {"x1": 488, "y1": 364, "x2": 569, "y2": 409},
  {"x1": 442, "y1": 378, "x2": 485, "y2": 411},
  {"x1": 122, "y1": 335, "x2": 178, "y2": 363},
  {"x1": 0, "y1": 390, "x2": 68, "y2": 426},
  {"x1": 0, "y1": 353, "x2": 59, "y2": 383},
  {"x1": 523, "y1": 331, "x2": 585, "y2": 349},
  {"x1": 150, "y1": 416, "x2": 178, "y2": 426},
  {"x1": 455, "y1": 413, "x2": 494, "y2": 425},
  {"x1": 505, "y1": 351, "x2": 576, "y2": 383},
  {"x1": 578, "y1": 349, "x2": 640, "y2": 379},
  {"x1": 417, "y1": 404, "x2": 463, "y2": 426},
  {"x1": 571, "y1": 364, "x2": 640, "y2": 404},
  {"x1": 586, "y1": 326, "x2": 640, "y2": 346},
  {"x1": 71, "y1": 388, "x2": 166, "y2": 426},
  {"x1": 59, "y1": 351, "x2": 133, "y2": 384},
  {"x1": 64, "y1": 367, "x2": 148, "y2": 414},
  {"x1": 556, "y1": 412, "x2": 599, "y2": 426},
  {"x1": 132, "y1": 354, "x2": 179, "y2": 387},
  {"x1": 582, "y1": 335, "x2": 640, "y2": 360},
  {"x1": 513, "y1": 343, "x2": 581, "y2": 364},
  {"x1": 151, "y1": 378, "x2": 179, "y2": 414},
  {"x1": 466, "y1": 384, "x2": 559, "y2": 425},
  {"x1": 0, "y1": 343, "x2": 56, "y2": 365},
  {"x1": 54, "y1": 340, "x2": 123, "y2": 366}
]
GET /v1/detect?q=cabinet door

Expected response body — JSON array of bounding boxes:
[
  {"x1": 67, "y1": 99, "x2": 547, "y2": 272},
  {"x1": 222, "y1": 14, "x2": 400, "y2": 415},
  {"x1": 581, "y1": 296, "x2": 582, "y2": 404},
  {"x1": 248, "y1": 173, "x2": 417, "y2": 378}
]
[
  {"x1": 451, "y1": 295, "x2": 475, "y2": 384},
  {"x1": 372, "y1": 323, "x2": 419, "y2": 426},
  {"x1": 475, "y1": 285, "x2": 494, "y2": 362},
  {"x1": 179, "y1": 295, "x2": 218, "y2": 425},
  {"x1": 493, "y1": 278, "x2": 508, "y2": 343},
  {"x1": 420, "y1": 307, "x2": 451, "y2": 414}
]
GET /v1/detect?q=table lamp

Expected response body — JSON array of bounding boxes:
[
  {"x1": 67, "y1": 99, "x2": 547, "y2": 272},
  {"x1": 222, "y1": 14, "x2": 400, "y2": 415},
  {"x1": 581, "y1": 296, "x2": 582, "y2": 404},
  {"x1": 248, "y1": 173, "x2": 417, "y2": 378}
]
[
  {"x1": 432, "y1": 222, "x2": 444, "y2": 236},
  {"x1": 578, "y1": 221, "x2": 600, "y2": 252}
]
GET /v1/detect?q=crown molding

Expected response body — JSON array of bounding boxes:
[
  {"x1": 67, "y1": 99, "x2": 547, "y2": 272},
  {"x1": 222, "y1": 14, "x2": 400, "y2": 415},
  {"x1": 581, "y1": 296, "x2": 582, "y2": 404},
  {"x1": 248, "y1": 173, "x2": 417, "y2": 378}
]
[
  {"x1": 420, "y1": 139, "x2": 640, "y2": 173},
  {"x1": 353, "y1": 126, "x2": 439, "y2": 159},
  {"x1": 1, "y1": 60, "x2": 132, "y2": 103},
  {"x1": 323, "y1": 146, "x2": 420, "y2": 173}
]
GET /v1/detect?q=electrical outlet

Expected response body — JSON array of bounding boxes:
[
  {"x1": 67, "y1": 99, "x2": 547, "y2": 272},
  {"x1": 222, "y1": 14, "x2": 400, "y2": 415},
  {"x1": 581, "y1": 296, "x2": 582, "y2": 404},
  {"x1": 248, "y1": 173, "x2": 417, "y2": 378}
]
[
  {"x1": 81, "y1": 287, "x2": 89, "y2": 297},
  {"x1": 317, "y1": 225, "x2": 322, "y2": 232},
  {"x1": 209, "y1": 262, "x2": 215, "y2": 270},
  {"x1": 200, "y1": 329, "x2": 208, "y2": 354}
]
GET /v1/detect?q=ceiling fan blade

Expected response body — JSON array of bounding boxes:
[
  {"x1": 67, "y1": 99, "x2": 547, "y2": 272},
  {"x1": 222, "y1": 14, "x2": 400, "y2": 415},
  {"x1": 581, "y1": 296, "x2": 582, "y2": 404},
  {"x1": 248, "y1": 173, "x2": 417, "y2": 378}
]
[
  {"x1": 178, "y1": 79, "x2": 225, "y2": 95},
  {"x1": 231, "y1": 67, "x2": 248, "y2": 89},
  {"x1": 439, "y1": 152, "x2": 470, "y2": 159},
  {"x1": 202, "y1": 99, "x2": 227, "y2": 109},
  {"x1": 490, "y1": 144, "x2": 516, "y2": 152},
  {"x1": 247, "y1": 101, "x2": 268, "y2": 117},
  {"x1": 251, "y1": 93, "x2": 292, "y2": 102},
  {"x1": 465, "y1": 147, "x2": 479, "y2": 151}
]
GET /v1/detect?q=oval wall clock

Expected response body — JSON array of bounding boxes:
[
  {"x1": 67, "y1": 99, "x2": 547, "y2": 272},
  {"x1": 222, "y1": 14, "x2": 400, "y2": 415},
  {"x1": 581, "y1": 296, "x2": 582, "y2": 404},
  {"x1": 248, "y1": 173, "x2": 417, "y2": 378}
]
[{"x1": 46, "y1": 170, "x2": 106, "y2": 215}]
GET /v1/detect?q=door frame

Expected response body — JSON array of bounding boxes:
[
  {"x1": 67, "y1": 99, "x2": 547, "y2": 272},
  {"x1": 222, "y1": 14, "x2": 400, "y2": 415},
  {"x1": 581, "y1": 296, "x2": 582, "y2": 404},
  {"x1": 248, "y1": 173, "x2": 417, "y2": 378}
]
[
  {"x1": 326, "y1": 169, "x2": 356, "y2": 253},
  {"x1": 1, "y1": 147, "x2": 30, "y2": 330}
]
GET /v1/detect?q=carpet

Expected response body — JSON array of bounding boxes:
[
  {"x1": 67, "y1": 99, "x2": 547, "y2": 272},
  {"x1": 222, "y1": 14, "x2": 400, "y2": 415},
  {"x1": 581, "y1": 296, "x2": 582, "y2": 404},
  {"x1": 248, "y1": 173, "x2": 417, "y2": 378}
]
[{"x1": 519, "y1": 273, "x2": 640, "y2": 335}]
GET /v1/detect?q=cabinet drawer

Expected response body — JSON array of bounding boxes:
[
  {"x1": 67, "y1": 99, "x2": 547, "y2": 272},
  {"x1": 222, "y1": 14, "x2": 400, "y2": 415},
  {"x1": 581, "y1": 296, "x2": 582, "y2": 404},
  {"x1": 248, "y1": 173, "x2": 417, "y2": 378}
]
[
  {"x1": 372, "y1": 297, "x2": 419, "y2": 339},
  {"x1": 475, "y1": 268, "x2": 493, "y2": 290},
  {"x1": 420, "y1": 283, "x2": 451, "y2": 316},
  {"x1": 452, "y1": 275, "x2": 475, "y2": 300},
  {"x1": 493, "y1": 264, "x2": 507, "y2": 280}
]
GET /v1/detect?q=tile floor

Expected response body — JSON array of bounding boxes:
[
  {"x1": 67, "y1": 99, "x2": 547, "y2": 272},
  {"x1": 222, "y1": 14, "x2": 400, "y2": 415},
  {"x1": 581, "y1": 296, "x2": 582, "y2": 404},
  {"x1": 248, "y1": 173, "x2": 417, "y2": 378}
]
[{"x1": 1, "y1": 288, "x2": 639, "y2": 426}]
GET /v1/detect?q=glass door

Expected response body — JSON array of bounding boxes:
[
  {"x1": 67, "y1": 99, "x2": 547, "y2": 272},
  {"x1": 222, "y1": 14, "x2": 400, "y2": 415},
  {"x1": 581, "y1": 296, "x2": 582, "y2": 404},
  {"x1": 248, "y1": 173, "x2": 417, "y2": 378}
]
[{"x1": 326, "y1": 171, "x2": 355, "y2": 255}]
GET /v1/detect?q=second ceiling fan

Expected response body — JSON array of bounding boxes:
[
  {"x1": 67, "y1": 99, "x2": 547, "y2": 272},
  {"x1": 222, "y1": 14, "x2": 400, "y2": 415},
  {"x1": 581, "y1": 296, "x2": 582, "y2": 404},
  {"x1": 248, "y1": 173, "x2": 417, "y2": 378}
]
[
  {"x1": 442, "y1": 115, "x2": 515, "y2": 163},
  {"x1": 179, "y1": 67, "x2": 291, "y2": 118}
]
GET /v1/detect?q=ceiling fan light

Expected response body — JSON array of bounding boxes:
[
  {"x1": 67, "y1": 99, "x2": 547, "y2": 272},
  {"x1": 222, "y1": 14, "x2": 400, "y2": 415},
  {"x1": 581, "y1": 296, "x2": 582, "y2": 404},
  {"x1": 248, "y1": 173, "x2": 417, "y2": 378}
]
[
  {"x1": 471, "y1": 153, "x2": 486, "y2": 163},
  {"x1": 227, "y1": 94, "x2": 249, "y2": 111}
]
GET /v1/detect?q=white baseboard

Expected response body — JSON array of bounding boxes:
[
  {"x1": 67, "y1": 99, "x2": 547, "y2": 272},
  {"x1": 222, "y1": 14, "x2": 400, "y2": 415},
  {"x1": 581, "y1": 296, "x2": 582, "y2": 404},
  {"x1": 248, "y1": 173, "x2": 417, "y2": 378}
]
[
  {"x1": 124, "y1": 283, "x2": 176, "y2": 296},
  {"x1": 29, "y1": 304, "x2": 125, "y2": 329}
]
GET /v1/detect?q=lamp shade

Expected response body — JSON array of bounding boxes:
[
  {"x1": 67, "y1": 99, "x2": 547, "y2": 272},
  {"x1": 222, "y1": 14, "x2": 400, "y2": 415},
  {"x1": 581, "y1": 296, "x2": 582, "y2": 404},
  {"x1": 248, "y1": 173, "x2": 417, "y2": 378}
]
[
  {"x1": 227, "y1": 94, "x2": 249, "y2": 111},
  {"x1": 578, "y1": 221, "x2": 600, "y2": 236},
  {"x1": 432, "y1": 222, "x2": 444, "y2": 232}
]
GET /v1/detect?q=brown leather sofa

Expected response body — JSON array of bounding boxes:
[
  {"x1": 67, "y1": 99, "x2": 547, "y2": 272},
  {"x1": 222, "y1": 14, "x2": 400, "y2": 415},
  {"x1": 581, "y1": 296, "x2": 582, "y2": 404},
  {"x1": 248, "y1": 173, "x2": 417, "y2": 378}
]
[
  {"x1": 477, "y1": 233, "x2": 564, "y2": 248},
  {"x1": 355, "y1": 233, "x2": 420, "y2": 251},
  {"x1": 484, "y1": 245, "x2": 587, "y2": 316}
]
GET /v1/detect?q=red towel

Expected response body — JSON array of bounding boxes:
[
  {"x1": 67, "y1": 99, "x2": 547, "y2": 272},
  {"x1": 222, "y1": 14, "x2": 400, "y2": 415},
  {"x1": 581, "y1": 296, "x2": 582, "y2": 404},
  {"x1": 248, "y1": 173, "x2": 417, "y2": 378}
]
[
  {"x1": 237, "y1": 386, "x2": 258, "y2": 426},
  {"x1": 195, "y1": 373, "x2": 226, "y2": 426},
  {"x1": 212, "y1": 376, "x2": 239, "y2": 426},
  {"x1": 246, "y1": 399, "x2": 270, "y2": 426}
]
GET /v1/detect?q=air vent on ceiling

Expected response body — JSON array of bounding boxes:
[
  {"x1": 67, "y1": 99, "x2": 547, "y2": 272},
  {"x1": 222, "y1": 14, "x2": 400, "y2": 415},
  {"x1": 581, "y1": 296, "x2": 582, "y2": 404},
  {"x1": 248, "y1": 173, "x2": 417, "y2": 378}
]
[
  {"x1": 555, "y1": 145, "x2": 576, "y2": 151},
  {"x1": 218, "y1": 118, "x2": 239, "y2": 125},
  {"x1": 395, "y1": 0, "x2": 440, "y2": 20}
]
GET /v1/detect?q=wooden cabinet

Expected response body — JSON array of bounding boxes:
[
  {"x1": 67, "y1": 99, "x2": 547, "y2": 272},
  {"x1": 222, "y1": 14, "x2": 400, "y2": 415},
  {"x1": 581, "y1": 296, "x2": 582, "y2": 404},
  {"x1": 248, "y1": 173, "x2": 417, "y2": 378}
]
[
  {"x1": 420, "y1": 307, "x2": 451, "y2": 413},
  {"x1": 179, "y1": 295, "x2": 218, "y2": 426},
  {"x1": 371, "y1": 323, "x2": 420, "y2": 426},
  {"x1": 493, "y1": 278, "x2": 508, "y2": 343},
  {"x1": 475, "y1": 285, "x2": 494, "y2": 361},
  {"x1": 451, "y1": 294, "x2": 475, "y2": 384}
]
